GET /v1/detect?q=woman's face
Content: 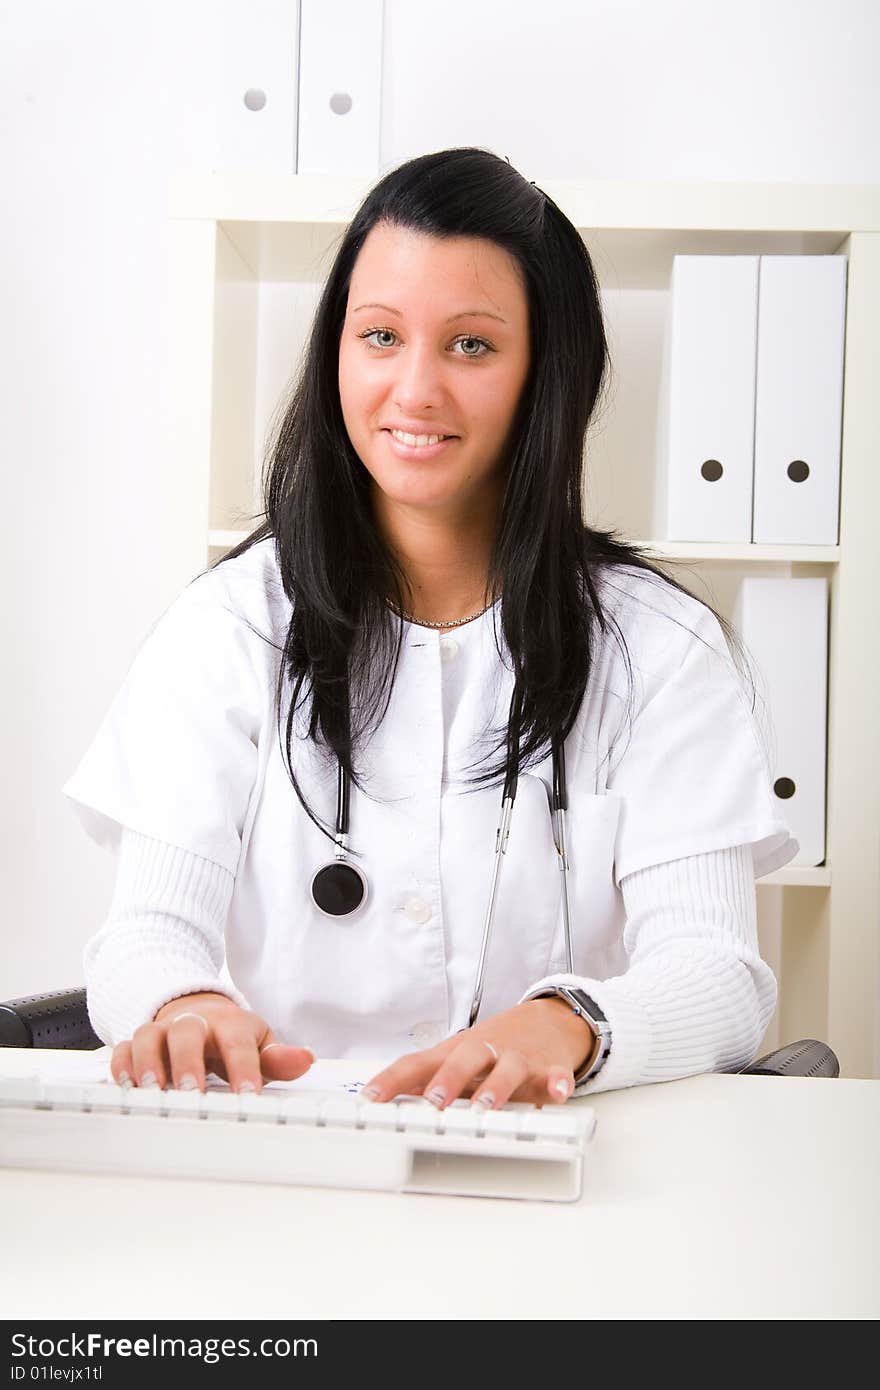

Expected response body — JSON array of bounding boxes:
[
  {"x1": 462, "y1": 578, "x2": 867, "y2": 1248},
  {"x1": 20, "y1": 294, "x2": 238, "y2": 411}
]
[{"x1": 338, "y1": 221, "x2": 531, "y2": 519}]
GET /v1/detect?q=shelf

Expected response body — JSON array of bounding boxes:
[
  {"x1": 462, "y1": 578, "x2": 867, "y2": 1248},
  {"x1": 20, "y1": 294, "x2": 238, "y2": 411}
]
[
  {"x1": 208, "y1": 530, "x2": 254, "y2": 551},
  {"x1": 759, "y1": 867, "x2": 831, "y2": 888},
  {"x1": 170, "y1": 172, "x2": 880, "y2": 232},
  {"x1": 208, "y1": 531, "x2": 840, "y2": 566},
  {"x1": 643, "y1": 542, "x2": 840, "y2": 564},
  {"x1": 170, "y1": 174, "x2": 880, "y2": 289}
]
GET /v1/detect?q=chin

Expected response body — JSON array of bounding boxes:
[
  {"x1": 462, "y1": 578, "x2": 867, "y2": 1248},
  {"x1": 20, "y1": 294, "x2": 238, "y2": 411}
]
[{"x1": 378, "y1": 479, "x2": 464, "y2": 511}]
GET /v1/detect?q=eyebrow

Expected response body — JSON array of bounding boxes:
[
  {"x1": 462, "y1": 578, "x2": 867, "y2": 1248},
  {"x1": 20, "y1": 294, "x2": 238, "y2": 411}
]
[{"x1": 351, "y1": 302, "x2": 508, "y2": 325}]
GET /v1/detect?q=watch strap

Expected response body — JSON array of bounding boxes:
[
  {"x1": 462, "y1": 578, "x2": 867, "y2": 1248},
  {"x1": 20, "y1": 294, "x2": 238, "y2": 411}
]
[{"x1": 533, "y1": 986, "x2": 612, "y2": 1084}]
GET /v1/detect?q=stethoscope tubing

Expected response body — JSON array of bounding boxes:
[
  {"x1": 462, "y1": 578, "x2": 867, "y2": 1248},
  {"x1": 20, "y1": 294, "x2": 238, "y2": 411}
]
[
  {"x1": 315, "y1": 686, "x2": 575, "y2": 1027},
  {"x1": 467, "y1": 733, "x2": 573, "y2": 1027}
]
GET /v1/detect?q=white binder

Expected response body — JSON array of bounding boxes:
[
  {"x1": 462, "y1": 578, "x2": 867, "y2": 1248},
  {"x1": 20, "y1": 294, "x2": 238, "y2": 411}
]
[
  {"x1": 660, "y1": 256, "x2": 759, "y2": 542},
  {"x1": 297, "y1": 0, "x2": 384, "y2": 175},
  {"x1": 215, "y1": 0, "x2": 301, "y2": 173},
  {"x1": 752, "y1": 255, "x2": 847, "y2": 544},
  {"x1": 732, "y1": 577, "x2": 828, "y2": 866}
]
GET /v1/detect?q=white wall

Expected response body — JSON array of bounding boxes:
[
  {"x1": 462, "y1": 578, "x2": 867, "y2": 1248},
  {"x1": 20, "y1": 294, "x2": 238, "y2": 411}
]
[{"x1": 2, "y1": 0, "x2": 878, "y2": 996}]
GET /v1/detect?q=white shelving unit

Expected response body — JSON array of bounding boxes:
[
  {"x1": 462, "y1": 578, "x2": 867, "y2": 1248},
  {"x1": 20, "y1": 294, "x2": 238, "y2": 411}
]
[{"x1": 167, "y1": 174, "x2": 880, "y2": 1079}]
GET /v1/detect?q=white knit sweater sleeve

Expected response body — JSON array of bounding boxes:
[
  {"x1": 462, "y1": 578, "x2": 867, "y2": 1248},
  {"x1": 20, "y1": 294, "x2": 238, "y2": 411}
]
[
  {"x1": 83, "y1": 828, "x2": 250, "y2": 1047},
  {"x1": 519, "y1": 842, "x2": 777, "y2": 1096}
]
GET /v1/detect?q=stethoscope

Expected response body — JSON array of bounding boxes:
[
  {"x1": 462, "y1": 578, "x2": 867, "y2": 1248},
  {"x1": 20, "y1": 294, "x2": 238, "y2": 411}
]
[{"x1": 310, "y1": 689, "x2": 575, "y2": 1028}]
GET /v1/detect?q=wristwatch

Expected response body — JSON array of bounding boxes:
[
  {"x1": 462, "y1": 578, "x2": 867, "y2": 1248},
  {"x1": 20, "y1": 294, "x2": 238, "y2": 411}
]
[{"x1": 532, "y1": 986, "x2": 612, "y2": 1084}]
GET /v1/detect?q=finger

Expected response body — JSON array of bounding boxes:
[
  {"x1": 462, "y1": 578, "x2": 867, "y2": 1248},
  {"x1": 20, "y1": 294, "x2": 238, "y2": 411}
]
[
  {"x1": 130, "y1": 1022, "x2": 171, "y2": 1089},
  {"x1": 544, "y1": 1067, "x2": 575, "y2": 1105},
  {"x1": 212, "y1": 1019, "x2": 273, "y2": 1094},
  {"x1": 359, "y1": 1040, "x2": 455, "y2": 1103},
  {"x1": 258, "y1": 1039, "x2": 316, "y2": 1082},
  {"x1": 406, "y1": 1036, "x2": 522, "y2": 1110},
  {"x1": 110, "y1": 1041, "x2": 134, "y2": 1088},
  {"x1": 468, "y1": 1048, "x2": 533, "y2": 1110},
  {"x1": 165, "y1": 1013, "x2": 211, "y2": 1092}
]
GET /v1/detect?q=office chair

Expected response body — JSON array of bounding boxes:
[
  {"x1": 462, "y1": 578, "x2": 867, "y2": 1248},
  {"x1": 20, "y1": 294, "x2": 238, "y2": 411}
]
[{"x1": 0, "y1": 987, "x2": 841, "y2": 1077}]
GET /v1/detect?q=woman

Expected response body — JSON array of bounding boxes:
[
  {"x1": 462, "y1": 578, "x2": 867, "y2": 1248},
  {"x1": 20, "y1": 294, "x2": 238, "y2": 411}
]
[{"x1": 63, "y1": 147, "x2": 797, "y2": 1110}]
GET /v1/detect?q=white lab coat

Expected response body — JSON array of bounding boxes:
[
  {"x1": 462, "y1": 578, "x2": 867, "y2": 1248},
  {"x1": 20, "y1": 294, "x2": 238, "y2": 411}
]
[{"x1": 63, "y1": 537, "x2": 797, "y2": 1079}]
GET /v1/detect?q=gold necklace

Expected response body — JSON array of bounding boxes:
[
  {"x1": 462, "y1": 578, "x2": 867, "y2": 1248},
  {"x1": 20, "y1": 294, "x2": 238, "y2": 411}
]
[{"x1": 386, "y1": 597, "x2": 497, "y2": 629}]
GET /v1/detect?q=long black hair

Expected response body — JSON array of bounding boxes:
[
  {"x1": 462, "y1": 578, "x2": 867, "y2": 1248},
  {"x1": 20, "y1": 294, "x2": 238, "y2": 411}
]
[{"x1": 211, "y1": 146, "x2": 752, "y2": 843}]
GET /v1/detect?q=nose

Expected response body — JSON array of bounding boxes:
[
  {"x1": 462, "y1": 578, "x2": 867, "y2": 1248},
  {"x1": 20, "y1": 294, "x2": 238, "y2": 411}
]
[{"x1": 391, "y1": 340, "x2": 447, "y2": 415}]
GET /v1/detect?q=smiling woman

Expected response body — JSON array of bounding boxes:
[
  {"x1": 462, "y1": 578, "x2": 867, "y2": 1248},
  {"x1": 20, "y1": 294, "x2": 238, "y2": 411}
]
[{"x1": 64, "y1": 147, "x2": 797, "y2": 1114}]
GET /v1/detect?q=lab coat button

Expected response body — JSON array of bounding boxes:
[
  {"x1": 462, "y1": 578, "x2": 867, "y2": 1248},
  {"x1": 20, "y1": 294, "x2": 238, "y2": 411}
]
[
  {"x1": 439, "y1": 637, "x2": 459, "y2": 663},
  {"x1": 403, "y1": 895, "x2": 432, "y2": 924}
]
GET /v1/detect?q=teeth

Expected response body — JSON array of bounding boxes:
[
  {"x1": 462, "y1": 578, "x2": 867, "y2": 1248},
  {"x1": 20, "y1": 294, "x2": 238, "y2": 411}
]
[{"x1": 390, "y1": 429, "x2": 449, "y2": 447}]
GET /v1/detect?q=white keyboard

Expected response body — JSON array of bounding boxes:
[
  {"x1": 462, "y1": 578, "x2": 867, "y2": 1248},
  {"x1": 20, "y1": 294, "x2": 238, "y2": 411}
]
[{"x1": 0, "y1": 1074, "x2": 596, "y2": 1203}]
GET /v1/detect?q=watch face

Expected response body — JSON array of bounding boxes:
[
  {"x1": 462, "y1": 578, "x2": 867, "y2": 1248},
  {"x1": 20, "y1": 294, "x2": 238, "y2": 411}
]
[{"x1": 565, "y1": 989, "x2": 608, "y2": 1027}]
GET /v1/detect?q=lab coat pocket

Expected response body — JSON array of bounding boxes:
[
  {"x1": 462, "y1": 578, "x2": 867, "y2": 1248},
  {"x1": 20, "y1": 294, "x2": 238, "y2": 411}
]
[{"x1": 537, "y1": 790, "x2": 625, "y2": 981}]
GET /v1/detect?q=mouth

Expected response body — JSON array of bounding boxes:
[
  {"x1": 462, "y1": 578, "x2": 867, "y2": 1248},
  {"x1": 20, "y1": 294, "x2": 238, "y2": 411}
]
[{"x1": 382, "y1": 428, "x2": 459, "y2": 460}]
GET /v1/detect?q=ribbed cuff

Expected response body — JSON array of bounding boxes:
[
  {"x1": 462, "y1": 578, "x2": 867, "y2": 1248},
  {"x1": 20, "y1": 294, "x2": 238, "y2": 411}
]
[
  {"x1": 83, "y1": 829, "x2": 248, "y2": 1046},
  {"x1": 519, "y1": 844, "x2": 776, "y2": 1096}
]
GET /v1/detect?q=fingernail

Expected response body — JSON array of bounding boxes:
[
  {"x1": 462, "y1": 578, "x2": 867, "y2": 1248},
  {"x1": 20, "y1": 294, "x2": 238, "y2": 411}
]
[
  {"x1": 177, "y1": 1074, "x2": 199, "y2": 1091},
  {"x1": 299, "y1": 1047, "x2": 316, "y2": 1062},
  {"x1": 360, "y1": 1085, "x2": 380, "y2": 1102},
  {"x1": 425, "y1": 1087, "x2": 447, "y2": 1109},
  {"x1": 139, "y1": 1071, "x2": 159, "y2": 1089},
  {"x1": 236, "y1": 1080, "x2": 257, "y2": 1094},
  {"x1": 553, "y1": 1077, "x2": 573, "y2": 1098},
  {"x1": 472, "y1": 1093, "x2": 495, "y2": 1110}
]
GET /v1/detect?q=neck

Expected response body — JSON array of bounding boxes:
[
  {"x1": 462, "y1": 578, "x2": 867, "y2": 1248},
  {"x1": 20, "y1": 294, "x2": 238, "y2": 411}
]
[{"x1": 373, "y1": 488, "x2": 501, "y2": 625}]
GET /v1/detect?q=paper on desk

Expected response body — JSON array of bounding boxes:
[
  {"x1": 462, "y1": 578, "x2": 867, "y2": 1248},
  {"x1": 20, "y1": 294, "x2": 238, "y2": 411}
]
[{"x1": 0, "y1": 1046, "x2": 390, "y2": 1096}]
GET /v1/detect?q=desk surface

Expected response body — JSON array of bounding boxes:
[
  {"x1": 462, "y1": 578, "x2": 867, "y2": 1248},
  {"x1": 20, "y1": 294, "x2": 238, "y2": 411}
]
[{"x1": 1, "y1": 1050, "x2": 878, "y2": 1320}]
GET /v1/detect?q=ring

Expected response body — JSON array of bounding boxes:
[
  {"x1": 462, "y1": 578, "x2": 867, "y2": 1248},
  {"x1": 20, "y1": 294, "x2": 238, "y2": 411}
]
[
  {"x1": 168, "y1": 1012, "x2": 209, "y2": 1035},
  {"x1": 483, "y1": 1041, "x2": 499, "y2": 1062}
]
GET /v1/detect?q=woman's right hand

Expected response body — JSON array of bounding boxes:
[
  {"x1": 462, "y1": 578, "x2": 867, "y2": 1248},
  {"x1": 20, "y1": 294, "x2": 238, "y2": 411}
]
[{"x1": 109, "y1": 991, "x2": 315, "y2": 1094}]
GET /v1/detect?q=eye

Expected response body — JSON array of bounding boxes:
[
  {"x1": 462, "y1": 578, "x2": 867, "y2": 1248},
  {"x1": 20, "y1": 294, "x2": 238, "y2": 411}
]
[
  {"x1": 356, "y1": 328, "x2": 494, "y2": 359},
  {"x1": 453, "y1": 335, "x2": 492, "y2": 358},
  {"x1": 359, "y1": 327, "x2": 397, "y2": 350}
]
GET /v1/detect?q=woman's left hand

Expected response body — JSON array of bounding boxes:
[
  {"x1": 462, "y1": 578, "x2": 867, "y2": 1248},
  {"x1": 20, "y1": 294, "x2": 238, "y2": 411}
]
[{"x1": 360, "y1": 997, "x2": 598, "y2": 1109}]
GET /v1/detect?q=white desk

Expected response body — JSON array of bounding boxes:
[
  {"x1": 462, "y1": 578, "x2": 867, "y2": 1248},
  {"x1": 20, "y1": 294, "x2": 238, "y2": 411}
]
[{"x1": 1, "y1": 1048, "x2": 877, "y2": 1320}]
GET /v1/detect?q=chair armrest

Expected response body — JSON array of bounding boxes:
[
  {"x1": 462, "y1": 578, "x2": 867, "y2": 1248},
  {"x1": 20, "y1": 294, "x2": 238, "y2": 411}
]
[
  {"x1": 0, "y1": 989, "x2": 103, "y2": 1050},
  {"x1": 738, "y1": 1039, "x2": 840, "y2": 1077}
]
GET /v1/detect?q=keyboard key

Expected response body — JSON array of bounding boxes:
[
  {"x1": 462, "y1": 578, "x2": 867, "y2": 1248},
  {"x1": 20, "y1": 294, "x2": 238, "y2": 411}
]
[
  {"x1": 0, "y1": 1076, "x2": 43, "y2": 1106},
  {"x1": 517, "y1": 1110, "x2": 581, "y2": 1141},
  {"x1": 435, "y1": 1108, "x2": 480, "y2": 1138},
  {"x1": 43, "y1": 1082, "x2": 88, "y2": 1109},
  {"x1": 316, "y1": 1096, "x2": 365, "y2": 1128},
  {"x1": 160, "y1": 1088, "x2": 209, "y2": 1118},
  {"x1": 277, "y1": 1094, "x2": 324, "y2": 1126},
  {"x1": 478, "y1": 1109, "x2": 526, "y2": 1138},
  {"x1": 121, "y1": 1087, "x2": 165, "y2": 1116},
  {"x1": 360, "y1": 1101, "x2": 407, "y2": 1132},
  {"x1": 390, "y1": 1099, "x2": 441, "y2": 1135},
  {"x1": 82, "y1": 1083, "x2": 133, "y2": 1112}
]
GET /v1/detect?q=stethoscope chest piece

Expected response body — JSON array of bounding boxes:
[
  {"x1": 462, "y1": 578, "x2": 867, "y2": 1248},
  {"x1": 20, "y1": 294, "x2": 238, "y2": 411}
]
[
  {"x1": 311, "y1": 752, "x2": 369, "y2": 917},
  {"x1": 311, "y1": 855, "x2": 368, "y2": 918}
]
